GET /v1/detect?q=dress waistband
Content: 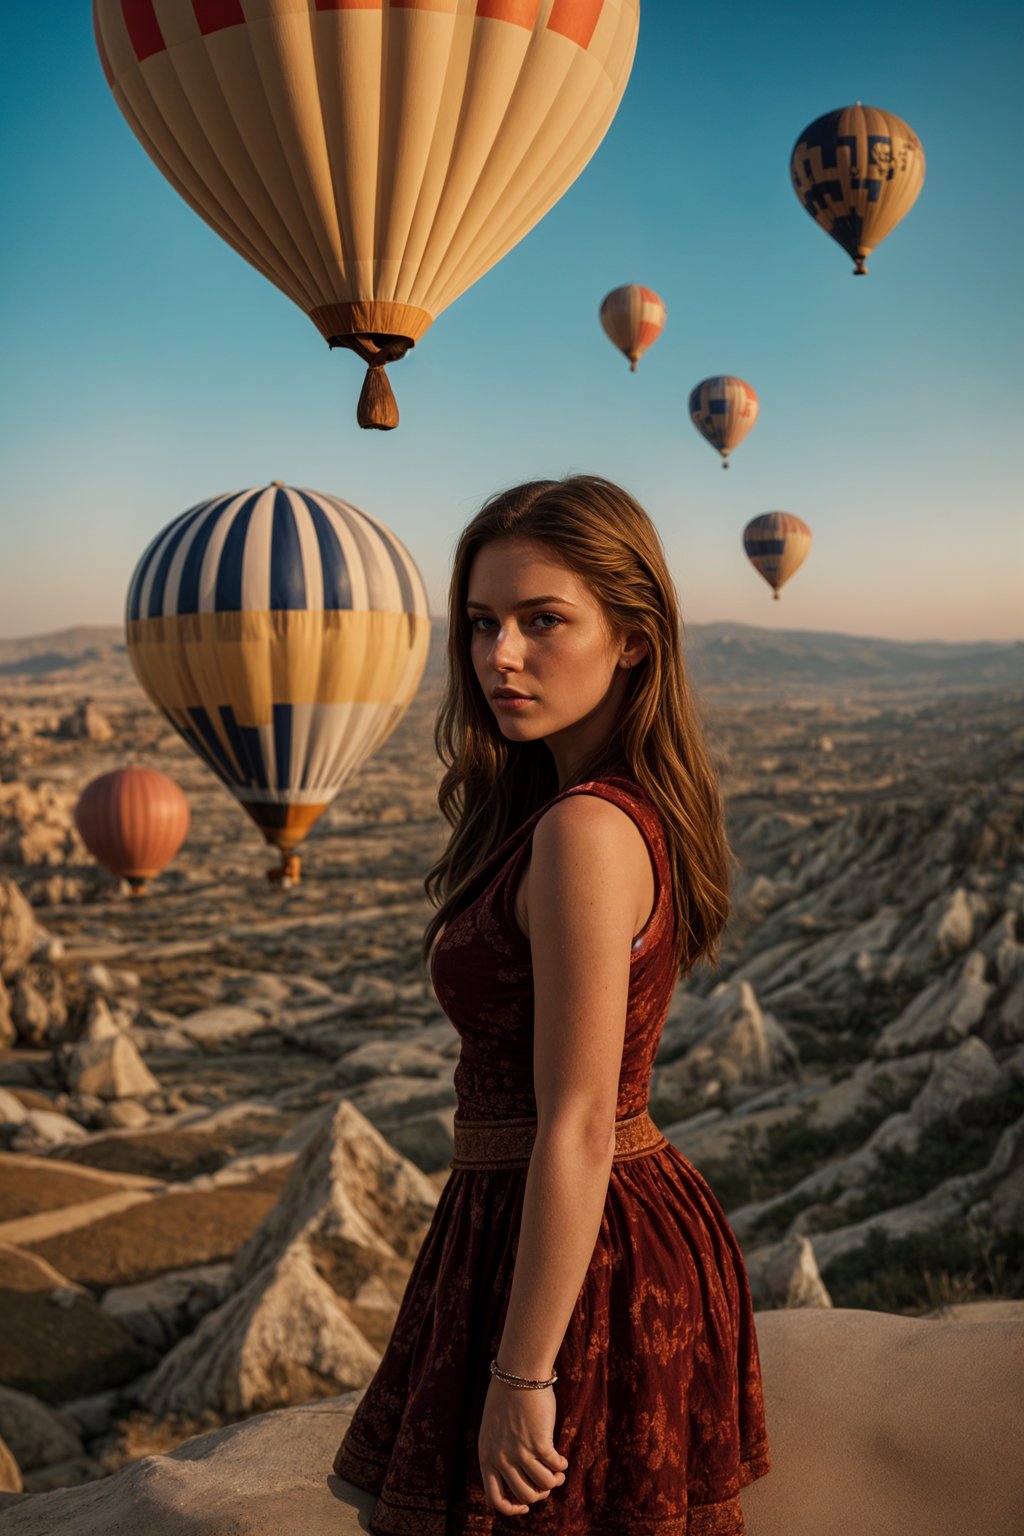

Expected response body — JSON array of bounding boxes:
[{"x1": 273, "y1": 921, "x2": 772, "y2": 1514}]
[{"x1": 450, "y1": 1106, "x2": 667, "y2": 1170}]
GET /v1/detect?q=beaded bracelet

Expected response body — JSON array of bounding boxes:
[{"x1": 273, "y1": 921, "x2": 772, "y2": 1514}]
[{"x1": 490, "y1": 1356, "x2": 558, "y2": 1389}]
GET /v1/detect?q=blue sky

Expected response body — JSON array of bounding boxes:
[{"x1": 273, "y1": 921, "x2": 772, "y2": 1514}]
[{"x1": 1, "y1": 1, "x2": 1021, "y2": 643}]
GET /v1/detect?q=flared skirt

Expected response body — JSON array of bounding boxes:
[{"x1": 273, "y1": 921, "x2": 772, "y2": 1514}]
[{"x1": 332, "y1": 1138, "x2": 771, "y2": 1535}]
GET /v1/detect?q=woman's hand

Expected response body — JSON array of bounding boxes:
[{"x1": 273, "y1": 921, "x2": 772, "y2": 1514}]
[{"x1": 478, "y1": 1377, "x2": 569, "y2": 1515}]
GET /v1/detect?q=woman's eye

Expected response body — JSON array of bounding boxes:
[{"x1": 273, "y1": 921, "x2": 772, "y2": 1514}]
[{"x1": 467, "y1": 614, "x2": 561, "y2": 631}]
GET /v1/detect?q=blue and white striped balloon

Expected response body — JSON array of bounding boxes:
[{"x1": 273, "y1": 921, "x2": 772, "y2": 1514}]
[{"x1": 125, "y1": 483, "x2": 430, "y2": 878}]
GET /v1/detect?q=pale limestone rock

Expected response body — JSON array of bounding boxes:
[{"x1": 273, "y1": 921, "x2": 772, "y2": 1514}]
[
  {"x1": 902, "y1": 1036, "x2": 1001, "y2": 1125},
  {"x1": 57, "y1": 702, "x2": 114, "y2": 743},
  {"x1": 232, "y1": 1099, "x2": 438, "y2": 1287},
  {"x1": 934, "y1": 887, "x2": 976, "y2": 955},
  {"x1": 0, "y1": 1387, "x2": 83, "y2": 1473},
  {"x1": 656, "y1": 981, "x2": 799, "y2": 1094},
  {"x1": 20, "y1": 1453, "x2": 106, "y2": 1494},
  {"x1": 0, "y1": 976, "x2": 12, "y2": 1048},
  {"x1": 804, "y1": 1052, "x2": 934, "y2": 1131},
  {"x1": 62, "y1": 1034, "x2": 160, "y2": 1101},
  {"x1": 0, "y1": 879, "x2": 38, "y2": 981},
  {"x1": 332, "y1": 1038, "x2": 451, "y2": 1087},
  {"x1": 140, "y1": 1244, "x2": 382, "y2": 1418},
  {"x1": 0, "y1": 784, "x2": 79, "y2": 869},
  {"x1": 98, "y1": 1099, "x2": 151, "y2": 1129},
  {"x1": 133, "y1": 1102, "x2": 438, "y2": 1418},
  {"x1": 77, "y1": 995, "x2": 128, "y2": 1044},
  {"x1": 0, "y1": 1433, "x2": 22, "y2": 1494},
  {"x1": 80, "y1": 963, "x2": 138, "y2": 996},
  {"x1": 101, "y1": 1264, "x2": 232, "y2": 1351},
  {"x1": 178, "y1": 1006, "x2": 274, "y2": 1046},
  {"x1": 728, "y1": 1039, "x2": 1007, "y2": 1239},
  {"x1": 386, "y1": 1106, "x2": 455, "y2": 1173},
  {"x1": 744, "y1": 1234, "x2": 832, "y2": 1310},
  {"x1": 875, "y1": 949, "x2": 992, "y2": 1056},
  {"x1": 10, "y1": 1108, "x2": 89, "y2": 1151},
  {"x1": 9, "y1": 976, "x2": 50, "y2": 1048},
  {"x1": 992, "y1": 962, "x2": 1024, "y2": 1043},
  {"x1": 339, "y1": 1073, "x2": 457, "y2": 1135},
  {"x1": 810, "y1": 1113, "x2": 1024, "y2": 1271},
  {"x1": 1, "y1": 1311, "x2": 1023, "y2": 1536},
  {"x1": 0, "y1": 1088, "x2": 29, "y2": 1126}
]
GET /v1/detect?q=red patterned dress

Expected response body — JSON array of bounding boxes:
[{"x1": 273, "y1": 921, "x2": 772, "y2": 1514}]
[{"x1": 333, "y1": 771, "x2": 771, "y2": 1534}]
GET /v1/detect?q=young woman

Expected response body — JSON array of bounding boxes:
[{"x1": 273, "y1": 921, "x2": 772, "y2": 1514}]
[{"x1": 333, "y1": 474, "x2": 771, "y2": 1534}]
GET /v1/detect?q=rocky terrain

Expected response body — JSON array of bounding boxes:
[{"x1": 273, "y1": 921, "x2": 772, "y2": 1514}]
[{"x1": 0, "y1": 620, "x2": 1021, "y2": 1497}]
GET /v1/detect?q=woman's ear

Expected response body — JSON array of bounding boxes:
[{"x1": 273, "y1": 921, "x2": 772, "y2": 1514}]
[{"x1": 619, "y1": 631, "x2": 648, "y2": 669}]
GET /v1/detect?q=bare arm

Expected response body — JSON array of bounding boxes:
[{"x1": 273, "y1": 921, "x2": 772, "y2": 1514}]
[{"x1": 494, "y1": 793, "x2": 655, "y2": 1378}]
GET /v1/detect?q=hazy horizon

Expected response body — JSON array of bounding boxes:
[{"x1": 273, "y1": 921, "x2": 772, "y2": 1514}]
[{"x1": 2, "y1": 615, "x2": 1021, "y2": 655}]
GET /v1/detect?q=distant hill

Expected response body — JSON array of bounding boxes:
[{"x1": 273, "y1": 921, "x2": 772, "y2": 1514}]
[
  {"x1": 0, "y1": 625, "x2": 127, "y2": 677},
  {"x1": 0, "y1": 621, "x2": 1020, "y2": 694},
  {"x1": 683, "y1": 622, "x2": 1024, "y2": 692}
]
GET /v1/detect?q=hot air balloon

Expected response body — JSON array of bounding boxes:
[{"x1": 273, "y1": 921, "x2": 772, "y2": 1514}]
[
  {"x1": 93, "y1": 1, "x2": 640, "y2": 430},
  {"x1": 124, "y1": 483, "x2": 431, "y2": 883},
  {"x1": 599, "y1": 285, "x2": 667, "y2": 371},
  {"x1": 742, "y1": 513, "x2": 812, "y2": 600},
  {"x1": 74, "y1": 766, "x2": 190, "y2": 893},
  {"x1": 790, "y1": 104, "x2": 925, "y2": 275},
  {"x1": 689, "y1": 377, "x2": 759, "y2": 469}
]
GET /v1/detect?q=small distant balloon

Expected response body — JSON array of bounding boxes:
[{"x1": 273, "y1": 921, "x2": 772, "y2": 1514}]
[
  {"x1": 689, "y1": 377, "x2": 759, "y2": 469},
  {"x1": 743, "y1": 513, "x2": 812, "y2": 600},
  {"x1": 790, "y1": 103, "x2": 925, "y2": 275},
  {"x1": 599, "y1": 286, "x2": 667, "y2": 372},
  {"x1": 74, "y1": 767, "x2": 189, "y2": 893},
  {"x1": 124, "y1": 483, "x2": 430, "y2": 885}
]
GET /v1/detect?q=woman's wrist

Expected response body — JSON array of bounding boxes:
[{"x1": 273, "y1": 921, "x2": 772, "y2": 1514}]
[{"x1": 494, "y1": 1351, "x2": 556, "y2": 1379}]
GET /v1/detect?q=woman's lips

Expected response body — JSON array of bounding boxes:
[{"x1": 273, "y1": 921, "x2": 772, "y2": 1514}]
[{"x1": 493, "y1": 694, "x2": 533, "y2": 711}]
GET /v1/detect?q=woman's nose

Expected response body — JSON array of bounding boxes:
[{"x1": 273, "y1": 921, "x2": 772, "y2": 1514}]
[{"x1": 488, "y1": 624, "x2": 524, "y2": 670}]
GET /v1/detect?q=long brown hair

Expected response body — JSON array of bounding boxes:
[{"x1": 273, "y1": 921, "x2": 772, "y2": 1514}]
[{"x1": 422, "y1": 474, "x2": 732, "y2": 979}]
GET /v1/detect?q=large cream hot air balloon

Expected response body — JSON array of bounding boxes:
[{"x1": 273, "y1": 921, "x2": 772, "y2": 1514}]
[
  {"x1": 599, "y1": 285, "x2": 667, "y2": 371},
  {"x1": 790, "y1": 104, "x2": 925, "y2": 275},
  {"x1": 124, "y1": 483, "x2": 430, "y2": 883},
  {"x1": 93, "y1": 1, "x2": 640, "y2": 429},
  {"x1": 742, "y1": 513, "x2": 812, "y2": 600}
]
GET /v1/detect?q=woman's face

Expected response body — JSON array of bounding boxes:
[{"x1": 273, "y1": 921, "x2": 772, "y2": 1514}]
[{"x1": 465, "y1": 536, "x2": 645, "y2": 781}]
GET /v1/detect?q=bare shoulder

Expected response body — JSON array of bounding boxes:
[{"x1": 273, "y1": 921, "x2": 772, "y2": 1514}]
[
  {"x1": 533, "y1": 790, "x2": 646, "y2": 863},
  {"x1": 528, "y1": 792, "x2": 654, "y2": 936}
]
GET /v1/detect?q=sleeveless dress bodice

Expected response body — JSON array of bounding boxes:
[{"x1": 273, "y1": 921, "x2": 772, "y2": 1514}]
[
  {"x1": 429, "y1": 772, "x2": 677, "y2": 1124},
  {"x1": 333, "y1": 771, "x2": 771, "y2": 1536}
]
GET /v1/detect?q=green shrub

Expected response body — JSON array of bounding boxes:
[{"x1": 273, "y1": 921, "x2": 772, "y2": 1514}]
[
  {"x1": 822, "y1": 1223, "x2": 1024, "y2": 1314},
  {"x1": 839, "y1": 1082, "x2": 1024, "y2": 1226}
]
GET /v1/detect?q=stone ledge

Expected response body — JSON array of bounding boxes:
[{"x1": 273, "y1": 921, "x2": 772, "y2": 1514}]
[{"x1": 1, "y1": 1308, "x2": 1022, "y2": 1535}]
